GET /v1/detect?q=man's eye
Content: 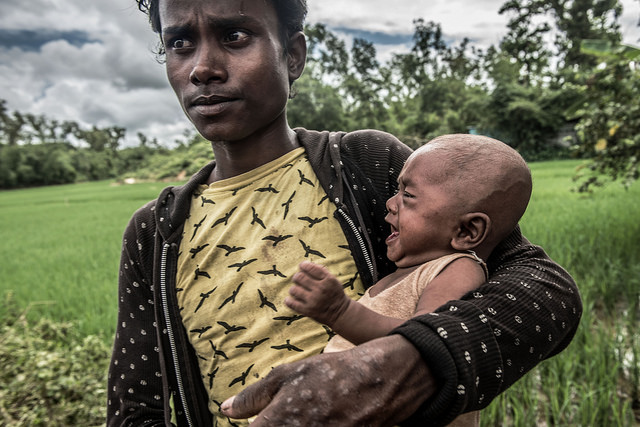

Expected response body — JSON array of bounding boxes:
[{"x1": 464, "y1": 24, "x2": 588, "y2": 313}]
[
  {"x1": 403, "y1": 191, "x2": 414, "y2": 198},
  {"x1": 168, "y1": 38, "x2": 193, "y2": 50},
  {"x1": 224, "y1": 30, "x2": 250, "y2": 43}
]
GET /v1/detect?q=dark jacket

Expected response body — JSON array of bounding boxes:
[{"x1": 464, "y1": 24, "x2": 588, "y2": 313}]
[{"x1": 107, "y1": 129, "x2": 581, "y2": 426}]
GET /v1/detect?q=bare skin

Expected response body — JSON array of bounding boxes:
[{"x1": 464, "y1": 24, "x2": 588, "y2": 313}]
[
  {"x1": 286, "y1": 258, "x2": 486, "y2": 346},
  {"x1": 159, "y1": 0, "x2": 307, "y2": 183},
  {"x1": 221, "y1": 335, "x2": 435, "y2": 426}
]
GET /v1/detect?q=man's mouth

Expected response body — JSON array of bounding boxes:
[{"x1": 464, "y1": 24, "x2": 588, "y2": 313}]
[
  {"x1": 190, "y1": 95, "x2": 237, "y2": 115},
  {"x1": 386, "y1": 230, "x2": 399, "y2": 243},
  {"x1": 192, "y1": 95, "x2": 235, "y2": 106}
]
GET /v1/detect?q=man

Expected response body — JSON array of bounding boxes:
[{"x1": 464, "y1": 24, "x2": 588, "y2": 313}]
[{"x1": 107, "y1": 0, "x2": 581, "y2": 425}]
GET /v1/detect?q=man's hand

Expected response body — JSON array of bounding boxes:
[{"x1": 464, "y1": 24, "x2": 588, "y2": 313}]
[{"x1": 220, "y1": 335, "x2": 434, "y2": 426}]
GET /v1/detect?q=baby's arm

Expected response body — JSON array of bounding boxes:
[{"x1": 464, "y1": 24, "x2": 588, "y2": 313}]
[
  {"x1": 286, "y1": 261, "x2": 405, "y2": 345},
  {"x1": 286, "y1": 257, "x2": 487, "y2": 346}
]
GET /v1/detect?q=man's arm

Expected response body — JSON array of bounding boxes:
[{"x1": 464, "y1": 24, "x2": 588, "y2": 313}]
[
  {"x1": 221, "y1": 334, "x2": 435, "y2": 426},
  {"x1": 220, "y1": 228, "x2": 580, "y2": 426},
  {"x1": 394, "y1": 227, "x2": 582, "y2": 425},
  {"x1": 107, "y1": 207, "x2": 168, "y2": 426}
]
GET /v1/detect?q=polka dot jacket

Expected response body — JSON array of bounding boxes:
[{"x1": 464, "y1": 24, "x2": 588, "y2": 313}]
[{"x1": 107, "y1": 128, "x2": 582, "y2": 427}]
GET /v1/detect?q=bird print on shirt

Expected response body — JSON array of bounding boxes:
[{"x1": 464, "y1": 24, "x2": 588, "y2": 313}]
[
  {"x1": 258, "y1": 289, "x2": 277, "y2": 312},
  {"x1": 281, "y1": 191, "x2": 296, "y2": 220},
  {"x1": 299, "y1": 216, "x2": 328, "y2": 228},
  {"x1": 299, "y1": 239, "x2": 326, "y2": 259},
  {"x1": 257, "y1": 265, "x2": 286, "y2": 278},
  {"x1": 229, "y1": 364, "x2": 254, "y2": 387},
  {"x1": 211, "y1": 207, "x2": 237, "y2": 229},
  {"x1": 273, "y1": 314, "x2": 304, "y2": 325},
  {"x1": 297, "y1": 169, "x2": 314, "y2": 186},
  {"x1": 201, "y1": 196, "x2": 215, "y2": 207},
  {"x1": 194, "y1": 267, "x2": 211, "y2": 280},
  {"x1": 218, "y1": 282, "x2": 244, "y2": 309},
  {"x1": 190, "y1": 244, "x2": 210, "y2": 259},
  {"x1": 217, "y1": 321, "x2": 247, "y2": 335},
  {"x1": 194, "y1": 287, "x2": 217, "y2": 313},
  {"x1": 271, "y1": 340, "x2": 303, "y2": 352},
  {"x1": 251, "y1": 207, "x2": 266, "y2": 229},
  {"x1": 262, "y1": 234, "x2": 293, "y2": 247},
  {"x1": 190, "y1": 215, "x2": 207, "y2": 242},
  {"x1": 217, "y1": 244, "x2": 245, "y2": 256},
  {"x1": 236, "y1": 337, "x2": 270, "y2": 353},
  {"x1": 176, "y1": 152, "x2": 366, "y2": 426},
  {"x1": 228, "y1": 259, "x2": 257, "y2": 272}
]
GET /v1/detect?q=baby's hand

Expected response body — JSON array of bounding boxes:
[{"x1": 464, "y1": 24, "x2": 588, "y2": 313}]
[{"x1": 285, "y1": 261, "x2": 351, "y2": 327}]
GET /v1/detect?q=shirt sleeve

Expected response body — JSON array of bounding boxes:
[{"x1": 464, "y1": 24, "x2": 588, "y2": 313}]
[
  {"x1": 394, "y1": 227, "x2": 582, "y2": 426},
  {"x1": 107, "y1": 203, "x2": 170, "y2": 426}
]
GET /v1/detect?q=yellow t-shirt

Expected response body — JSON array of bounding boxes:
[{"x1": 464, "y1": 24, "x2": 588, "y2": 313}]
[{"x1": 177, "y1": 148, "x2": 365, "y2": 426}]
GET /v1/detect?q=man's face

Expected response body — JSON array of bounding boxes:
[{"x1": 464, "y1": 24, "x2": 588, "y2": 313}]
[
  {"x1": 384, "y1": 151, "x2": 460, "y2": 268},
  {"x1": 158, "y1": 0, "x2": 299, "y2": 143}
]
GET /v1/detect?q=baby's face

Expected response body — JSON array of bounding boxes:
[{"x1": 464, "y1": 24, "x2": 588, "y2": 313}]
[{"x1": 384, "y1": 151, "x2": 460, "y2": 268}]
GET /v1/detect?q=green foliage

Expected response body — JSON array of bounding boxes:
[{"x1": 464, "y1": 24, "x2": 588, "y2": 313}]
[
  {"x1": 0, "y1": 295, "x2": 108, "y2": 426},
  {"x1": 482, "y1": 160, "x2": 640, "y2": 425},
  {"x1": 570, "y1": 41, "x2": 640, "y2": 192},
  {"x1": 0, "y1": 0, "x2": 635, "y2": 189},
  {"x1": 287, "y1": 64, "x2": 348, "y2": 131},
  {"x1": 1, "y1": 161, "x2": 638, "y2": 424},
  {"x1": 480, "y1": 82, "x2": 569, "y2": 160}
]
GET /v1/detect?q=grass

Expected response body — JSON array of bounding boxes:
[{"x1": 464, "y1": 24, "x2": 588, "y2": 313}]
[
  {"x1": 482, "y1": 159, "x2": 640, "y2": 425},
  {"x1": 0, "y1": 160, "x2": 638, "y2": 425},
  {"x1": 0, "y1": 180, "x2": 182, "y2": 338}
]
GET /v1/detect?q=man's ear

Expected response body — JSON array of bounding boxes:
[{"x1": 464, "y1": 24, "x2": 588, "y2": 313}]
[
  {"x1": 451, "y1": 212, "x2": 490, "y2": 251},
  {"x1": 287, "y1": 31, "x2": 307, "y2": 82}
]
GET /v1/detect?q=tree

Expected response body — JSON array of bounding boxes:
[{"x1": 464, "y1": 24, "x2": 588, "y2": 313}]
[
  {"x1": 548, "y1": 0, "x2": 622, "y2": 71},
  {"x1": 385, "y1": 20, "x2": 489, "y2": 141},
  {"x1": 287, "y1": 63, "x2": 348, "y2": 131},
  {"x1": 0, "y1": 100, "x2": 26, "y2": 146},
  {"x1": 342, "y1": 38, "x2": 388, "y2": 129},
  {"x1": 570, "y1": 40, "x2": 640, "y2": 191},
  {"x1": 498, "y1": 0, "x2": 553, "y2": 85}
]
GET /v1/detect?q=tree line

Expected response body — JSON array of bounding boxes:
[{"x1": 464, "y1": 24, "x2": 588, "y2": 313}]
[{"x1": 1, "y1": 0, "x2": 638, "y2": 191}]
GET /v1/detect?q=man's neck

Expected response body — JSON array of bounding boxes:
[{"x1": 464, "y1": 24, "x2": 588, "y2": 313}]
[{"x1": 207, "y1": 127, "x2": 299, "y2": 183}]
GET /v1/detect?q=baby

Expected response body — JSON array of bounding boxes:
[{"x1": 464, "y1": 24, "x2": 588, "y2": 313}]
[{"x1": 285, "y1": 134, "x2": 532, "y2": 426}]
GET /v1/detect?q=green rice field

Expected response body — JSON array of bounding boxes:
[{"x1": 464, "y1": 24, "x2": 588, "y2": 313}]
[{"x1": 0, "y1": 159, "x2": 638, "y2": 425}]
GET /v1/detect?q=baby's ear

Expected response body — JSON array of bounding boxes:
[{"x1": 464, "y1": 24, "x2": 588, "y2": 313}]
[{"x1": 451, "y1": 213, "x2": 490, "y2": 251}]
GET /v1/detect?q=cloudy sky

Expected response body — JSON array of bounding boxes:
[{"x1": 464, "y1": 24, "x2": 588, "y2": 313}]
[{"x1": 1, "y1": 0, "x2": 639, "y2": 147}]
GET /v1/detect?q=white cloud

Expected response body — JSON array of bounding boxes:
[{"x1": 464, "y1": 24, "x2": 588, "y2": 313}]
[{"x1": 0, "y1": 0, "x2": 638, "y2": 148}]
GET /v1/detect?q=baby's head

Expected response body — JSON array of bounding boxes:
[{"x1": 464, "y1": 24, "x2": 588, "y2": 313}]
[{"x1": 385, "y1": 134, "x2": 531, "y2": 267}]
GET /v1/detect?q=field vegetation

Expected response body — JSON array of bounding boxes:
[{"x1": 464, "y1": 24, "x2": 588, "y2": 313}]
[{"x1": 0, "y1": 159, "x2": 638, "y2": 425}]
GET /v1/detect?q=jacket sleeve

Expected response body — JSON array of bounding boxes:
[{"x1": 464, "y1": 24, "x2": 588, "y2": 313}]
[
  {"x1": 107, "y1": 202, "x2": 170, "y2": 427},
  {"x1": 394, "y1": 227, "x2": 582, "y2": 426}
]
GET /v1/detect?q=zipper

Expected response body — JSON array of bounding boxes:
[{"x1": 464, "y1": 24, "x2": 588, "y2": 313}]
[
  {"x1": 337, "y1": 208, "x2": 375, "y2": 282},
  {"x1": 160, "y1": 243, "x2": 194, "y2": 427}
]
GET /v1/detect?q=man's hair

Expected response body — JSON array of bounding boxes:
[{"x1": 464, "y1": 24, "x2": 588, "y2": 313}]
[{"x1": 136, "y1": 0, "x2": 308, "y2": 55}]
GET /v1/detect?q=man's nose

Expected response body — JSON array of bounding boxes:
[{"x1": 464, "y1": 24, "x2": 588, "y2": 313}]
[{"x1": 189, "y1": 43, "x2": 228, "y2": 85}]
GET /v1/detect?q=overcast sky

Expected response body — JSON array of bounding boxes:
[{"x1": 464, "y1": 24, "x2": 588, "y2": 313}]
[{"x1": 1, "y1": 0, "x2": 639, "y2": 147}]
